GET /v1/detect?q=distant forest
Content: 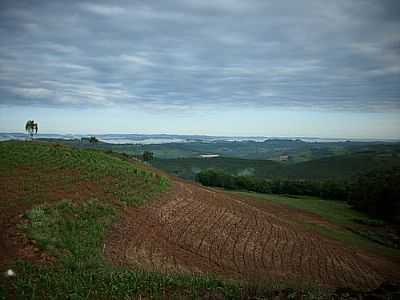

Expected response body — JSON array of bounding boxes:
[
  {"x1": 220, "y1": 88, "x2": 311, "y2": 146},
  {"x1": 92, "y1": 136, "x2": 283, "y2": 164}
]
[{"x1": 196, "y1": 167, "x2": 400, "y2": 222}]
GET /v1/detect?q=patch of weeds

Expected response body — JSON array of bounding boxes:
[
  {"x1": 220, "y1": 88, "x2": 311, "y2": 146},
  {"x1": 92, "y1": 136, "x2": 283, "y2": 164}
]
[
  {"x1": 14, "y1": 262, "x2": 245, "y2": 300},
  {"x1": 241, "y1": 280, "x2": 332, "y2": 300},
  {"x1": 24, "y1": 199, "x2": 116, "y2": 262}
]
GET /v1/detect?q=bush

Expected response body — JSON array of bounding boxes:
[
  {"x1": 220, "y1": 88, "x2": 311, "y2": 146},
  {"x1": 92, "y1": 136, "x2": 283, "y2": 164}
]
[
  {"x1": 348, "y1": 167, "x2": 400, "y2": 222},
  {"x1": 142, "y1": 151, "x2": 154, "y2": 162}
]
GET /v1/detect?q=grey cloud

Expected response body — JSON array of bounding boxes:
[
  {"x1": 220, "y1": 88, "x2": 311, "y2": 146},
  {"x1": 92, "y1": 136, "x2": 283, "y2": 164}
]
[
  {"x1": 79, "y1": 3, "x2": 126, "y2": 16},
  {"x1": 0, "y1": 0, "x2": 399, "y2": 112}
]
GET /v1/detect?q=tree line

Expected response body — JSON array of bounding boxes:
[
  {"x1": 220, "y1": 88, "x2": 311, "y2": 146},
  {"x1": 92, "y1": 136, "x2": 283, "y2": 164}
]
[
  {"x1": 196, "y1": 170, "x2": 348, "y2": 200},
  {"x1": 196, "y1": 167, "x2": 400, "y2": 222},
  {"x1": 348, "y1": 167, "x2": 400, "y2": 222}
]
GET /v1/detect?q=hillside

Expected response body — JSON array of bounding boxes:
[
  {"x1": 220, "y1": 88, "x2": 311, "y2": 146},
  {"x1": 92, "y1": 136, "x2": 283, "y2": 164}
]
[
  {"x1": 107, "y1": 180, "x2": 400, "y2": 290},
  {"x1": 1, "y1": 142, "x2": 400, "y2": 299},
  {"x1": 153, "y1": 151, "x2": 400, "y2": 180}
]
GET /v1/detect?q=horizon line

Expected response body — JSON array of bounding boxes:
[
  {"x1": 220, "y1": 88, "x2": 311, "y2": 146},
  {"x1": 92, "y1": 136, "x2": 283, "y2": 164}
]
[{"x1": 1, "y1": 131, "x2": 400, "y2": 142}]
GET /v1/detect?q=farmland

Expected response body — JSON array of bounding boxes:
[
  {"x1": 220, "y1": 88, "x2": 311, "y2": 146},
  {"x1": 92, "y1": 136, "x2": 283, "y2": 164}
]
[
  {"x1": 107, "y1": 180, "x2": 400, "y2": 290},
  {"x1": 1, "y1": 141, "x2": 400, "y2": 299}
]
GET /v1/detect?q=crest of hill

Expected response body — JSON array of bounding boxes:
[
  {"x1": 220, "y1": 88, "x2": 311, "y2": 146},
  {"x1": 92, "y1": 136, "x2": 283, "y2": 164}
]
[{"x1": 0, "y1": 141, "x2": 169, "y2": 207}]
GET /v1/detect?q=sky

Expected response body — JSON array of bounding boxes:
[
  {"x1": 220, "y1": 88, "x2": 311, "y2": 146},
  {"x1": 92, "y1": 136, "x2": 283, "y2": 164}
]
[{"x1": 0, "y1": 0, "x2": 399, "y2": 138}]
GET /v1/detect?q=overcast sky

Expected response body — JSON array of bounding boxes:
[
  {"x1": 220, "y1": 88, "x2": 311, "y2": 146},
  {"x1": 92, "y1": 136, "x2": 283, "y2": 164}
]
[{"x1": 0, "y1": 0, "x2": 399, "y2": 138}]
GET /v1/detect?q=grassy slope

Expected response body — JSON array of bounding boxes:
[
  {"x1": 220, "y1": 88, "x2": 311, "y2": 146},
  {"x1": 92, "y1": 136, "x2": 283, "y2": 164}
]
[
  {"x1": 0, "y1": 141, "x2": 168, "y2": 208},
  {"x1": 0, "y1": 142, "x2": 233, "y2": 299},
  {"x1": 231, "y1": 192, "x2": 400, "y2": 257},
  {"x1": 153, "y1": 152, "x2": 400, "y2": 180},
  {"x1": 0, "y1": 142, "x2": 327, "y2": 299}
]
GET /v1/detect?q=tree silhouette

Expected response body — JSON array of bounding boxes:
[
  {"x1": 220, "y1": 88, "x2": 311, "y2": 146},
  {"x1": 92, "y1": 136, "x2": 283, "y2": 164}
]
[
  {"x1": 89, "y1": 136, "x2": 99, "y2": 144},
  {"x1": 142, "y1": 151, "x2": 154, "y2": 161},
  {"x1": 25, "y1": 120, "x2": 38, "y2": 139}
]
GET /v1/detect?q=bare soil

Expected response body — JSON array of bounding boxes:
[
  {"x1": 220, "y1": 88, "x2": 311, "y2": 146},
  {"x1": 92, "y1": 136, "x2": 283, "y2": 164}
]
[
  {"x1": 106, "y1": 180, "x2": 400, "y2": 290},
  {"x1": 0, "y1": 168, "x2": 107, "y2": 269}
]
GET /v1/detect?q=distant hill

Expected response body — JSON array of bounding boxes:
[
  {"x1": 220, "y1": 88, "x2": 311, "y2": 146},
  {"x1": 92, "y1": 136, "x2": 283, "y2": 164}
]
[
  {"x1": 153, "y1": 151, "x2": 400, "y2": 180},
  {"x1": 152, "y1": 157, "x2": 282, "y2": 179},
  {"x1": 17, "y1": 136, "x2": 400, "y2": 162},
  {"x1": 282, "y1": 151, "x2": 400, "y2": 179}
]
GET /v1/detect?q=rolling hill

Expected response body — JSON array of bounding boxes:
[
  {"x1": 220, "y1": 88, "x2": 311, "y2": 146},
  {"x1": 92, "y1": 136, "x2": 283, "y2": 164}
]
[
  {"x1": 152, "y1": 151, "x2": 400, "y2": 180},
  {"x1": 35, "y1": 137, "x2": 400, "y2": 161},
  {"x1": 1, "y1": 141, "x2": 399, "y2": 299}
]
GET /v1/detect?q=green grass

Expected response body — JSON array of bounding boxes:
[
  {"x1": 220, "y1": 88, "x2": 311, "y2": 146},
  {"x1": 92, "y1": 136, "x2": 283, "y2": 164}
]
[
  {"x1": 0, "y1": 141, "x2": 169, "y2": 207},
  {"x1": 235, "y1": 193, "x2": 368, "y2": 225},
  {"x1": 231, "y1": 192, "x2": 400, "y2": 257}
]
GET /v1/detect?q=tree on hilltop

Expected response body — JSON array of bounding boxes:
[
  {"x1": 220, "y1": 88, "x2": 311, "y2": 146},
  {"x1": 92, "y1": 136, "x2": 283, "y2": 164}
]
[
  {"x1": 143, "y1": 151, "x2": 154, "y2": 161},
  {"x1": 89, "y1": 136, "x2": 99, "y2": 144},
  {"x1": 25, "y1": 120, "x2": 38, "y2": 139}
]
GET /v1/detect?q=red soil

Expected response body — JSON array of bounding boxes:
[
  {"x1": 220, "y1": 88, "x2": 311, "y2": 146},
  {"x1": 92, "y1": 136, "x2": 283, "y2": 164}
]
[
  {"x1": 0, "y1": 168, "x2": 108, "y2": 269},
  {"x1": 106, "y1": 180, "x2": 400, "y2": 290}
]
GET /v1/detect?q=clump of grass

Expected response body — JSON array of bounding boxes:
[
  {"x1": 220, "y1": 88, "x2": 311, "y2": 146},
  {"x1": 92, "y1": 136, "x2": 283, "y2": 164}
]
[{"x1": 23, "y1": 200, "x2": 116, "y2": 261}]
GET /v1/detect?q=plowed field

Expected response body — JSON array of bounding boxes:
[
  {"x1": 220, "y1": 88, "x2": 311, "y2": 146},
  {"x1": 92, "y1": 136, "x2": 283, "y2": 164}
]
[{"x1": 106, "y1": 180, "x2": 400, "y2": 290}]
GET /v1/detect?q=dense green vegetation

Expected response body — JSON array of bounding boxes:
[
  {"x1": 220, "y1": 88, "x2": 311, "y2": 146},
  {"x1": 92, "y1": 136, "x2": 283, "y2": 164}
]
[
  {"x1": 196, "y1": 170, "x2": 348, "y2": 200},
  {"x1": 197, "y1": 166, "x2": 400, "y2": 224},
  {"x1": 142, "y1": 150, "x2": 154, "y2": 161},
  {"x1": 348, "y1": 167, "x2": 400, "y2": 222}
]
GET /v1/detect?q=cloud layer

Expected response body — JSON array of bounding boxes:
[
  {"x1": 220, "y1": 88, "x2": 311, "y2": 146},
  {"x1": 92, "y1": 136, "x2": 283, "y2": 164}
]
[{"x1": 0, "y1": 0, "x2": 399, "y2": 112}]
